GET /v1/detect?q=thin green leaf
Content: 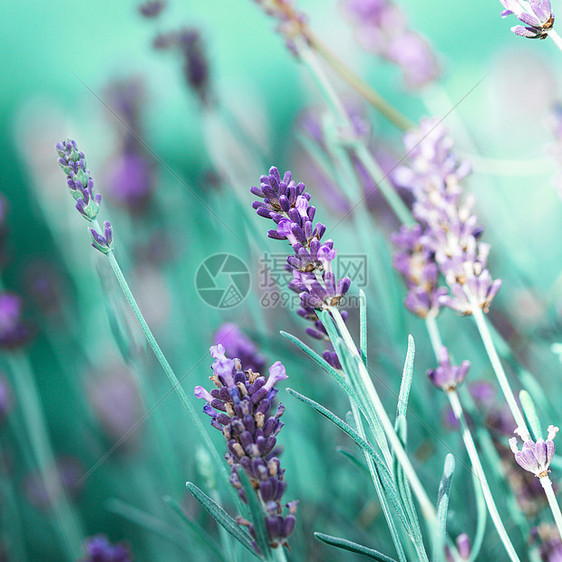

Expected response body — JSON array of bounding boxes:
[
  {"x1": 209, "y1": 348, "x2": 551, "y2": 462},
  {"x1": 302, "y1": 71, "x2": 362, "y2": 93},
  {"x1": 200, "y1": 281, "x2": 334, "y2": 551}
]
[
  {"x1": 106, "y1": 498, "x2": 193, "y2": 554},
  {"x1": 393, "y1": 415, "x2": 427, "y2": 562},
  {"x1": 333, "y1": 340, "x2": 392, "y2": 468},
  {"x1": 314, "y1": 532, "x2": 398, "y2": 562},
  {"x1": 396, "y1": 335, "x2": 415, "y2": 420},
  {"x1": 164, "y1": 496, "x2": 227, "y2": 562},
  {"x1": 360, "y1": 289, "x2": 367, "y2": 366},
  {"x1": 185, "y1": 482, "x2": 260, "y2": 559},
  {"x1": 433, "y1": 454, "x2": 455, "y2": 562},
  {"x1": 280, "y1": 330, "x2": 356, "y2": 396},
  {"x1": 468, "y1": 470, "x2": 487, "y2": 562},
  {"x1": 287, "y1": 388, "x2": 411, "y2": 532},
  {"x1": 236, "y1": 468, "x2": 272, "y2": 560},
  {"x1": 336, "y1": 447, "x2": 369, "y2": 476},
  {"x1": 519, "y1": 390, "x2": 542, "y2": 441}
]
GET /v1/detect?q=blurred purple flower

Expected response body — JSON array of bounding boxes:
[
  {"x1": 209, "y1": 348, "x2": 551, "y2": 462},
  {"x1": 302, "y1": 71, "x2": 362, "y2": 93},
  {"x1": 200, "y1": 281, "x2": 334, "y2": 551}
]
[
  {"x1": 0, "y1": 292, "x2": 32, "y2": 350},
  {"x1": 104, "y1": 153, "x2": 155, "y2": 213},
  {"x1": 23, "y1": 261, "x2": 65, "y2": 317},
  {"x1": 23, "y1": 456, "x2": 85, "y2": 510},
  {"x1": 392, "y1": 118, "x2": 501, "y2": 317},
  {"x1": 500, "y1": 0, "x2": 554, "y2": 39},
  {"x1": 342, "y1": 0, "x2": 440, "y2": 88},
  {"x1": 87, "y1": 366, "x2": 144, "y2": 448},
  {"x1": 138, "y1": 0, "x2": 166, "y2": 18},
  {"x1": 82, "y1": 535, "x2": 133, "y2": 562},
  {"x1": 214, "y1": 323, "x2": 266, "y2": 374}
]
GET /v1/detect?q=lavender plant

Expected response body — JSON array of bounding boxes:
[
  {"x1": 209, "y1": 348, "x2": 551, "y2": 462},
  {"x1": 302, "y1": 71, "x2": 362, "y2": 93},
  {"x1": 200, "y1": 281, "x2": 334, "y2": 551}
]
[{"x1": 193, "y1": 344, "x2": 296, "y2": 556}]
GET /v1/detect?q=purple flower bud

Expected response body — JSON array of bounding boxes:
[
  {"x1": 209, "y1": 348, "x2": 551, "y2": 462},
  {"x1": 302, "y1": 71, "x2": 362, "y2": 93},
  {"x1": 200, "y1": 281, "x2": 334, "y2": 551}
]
[
  {"x1": 82, "y1": 535, "x2": 133, "y2": 562},
  {"x1": 509, "y1": 425, "x2": 559, "y2": 477},
  {"x1": 427, "y1": 347, "x2": 470, "y2": 391}
]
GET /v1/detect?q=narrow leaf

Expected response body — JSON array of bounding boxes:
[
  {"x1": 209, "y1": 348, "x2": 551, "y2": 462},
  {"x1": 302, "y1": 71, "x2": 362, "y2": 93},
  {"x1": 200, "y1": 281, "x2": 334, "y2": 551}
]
[
  {"x1": 164, "y1": 496, "x2": 227, "y2": 562},
  {"x1": 433, "y1": 454, "x2": 455, "y2": 562},
  {"x1": 314, "y1": 532, "x2": 398, "y2": 562},
  {"x1": 336, "y1": 447, "x2": 369, "y2": 476},
  {"x1": 280, "y1": 331, "x2": 358, "y2": 401},
  {"x1": 396, "y1": 335, "x2": 415, "y2": 420},
  {"x1": 185, "y1": 482, "x2": 259, "y2": 559},
  {"x1": 237, "y1": 467, "x2": 272, "y2": 559},
  {"x1": 360, "y1": 289, "x2": 368, "y2": 366},
  {"x1": 106, "y1": 498, "x2": 191, "y2": 552},
  {"x1": 287, "y1": 388, "x2": 410, "y2": 531},
  {"x1": 519, "y1": 390, "x2": 542, "y2": 441},
  {"x1": 436, "y1": 454, "x2": 455, "y2": 536}
]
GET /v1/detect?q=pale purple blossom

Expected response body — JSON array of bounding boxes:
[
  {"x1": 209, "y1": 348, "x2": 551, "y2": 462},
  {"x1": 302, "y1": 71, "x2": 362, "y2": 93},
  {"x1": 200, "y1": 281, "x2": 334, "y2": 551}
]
[
  {"x1": 500, "y1": 0, "x2": 554, "y2": 39},
  {"x1": 509, "y1": 425, "x2": 559, "y2": 477},
  {"x1": 427, "y1": 347, "x2": 470, "y2": 391}
]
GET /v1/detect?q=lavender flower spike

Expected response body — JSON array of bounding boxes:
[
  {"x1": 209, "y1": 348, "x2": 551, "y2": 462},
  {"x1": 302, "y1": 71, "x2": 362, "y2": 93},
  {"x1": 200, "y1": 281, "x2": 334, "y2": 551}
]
[
  {"x1": 56, "y1": 139, "x2": 101, "y2": 221},
  {"x1": 509, "y1": 425, "x2": 559, "y2": 477},
  {"x1": 252, "y1": 167, "x2": 351, "y2": 368},
  {"x1": 500, "y1": 0, "x2": 554, "y2": 39},
  {"x1": 427, "y1": 347, "x2": 470, "y2": 391},
  {"x1": 195, "y1": 345, "x2": 297, "y2": 550},
  {"x1": 56, "y1": 139, "x2": 115, "y2": 255}
]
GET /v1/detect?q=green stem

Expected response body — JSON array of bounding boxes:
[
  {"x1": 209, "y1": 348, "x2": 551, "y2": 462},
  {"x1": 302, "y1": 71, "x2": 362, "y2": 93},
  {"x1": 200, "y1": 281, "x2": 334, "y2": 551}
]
[
  {"x1": 470, "y1": 305, "x2": 529, "y2": 440},
  {"x1": 6, "y1": 353, "x2": 84, "y2": 560},
  {"x1": 296, "y1": 41, "x2": 415, "y2": 228},
  {"x1": 104, "y1": 248, "x2": 243, "y2": 511},
  {"x1": 540, "y1": 476, "x2": 562, "y2": 540},
  {"x1": 272, "y1": 546, "x2": 288, "y2": 562},
  {"x1": 328, "y1": 308, "x2": 436, "y2": 524},
  {"x1": 350, "y1": 401, "x2": 408, "y2": 561},
  {"x1": 447, "y1": 391, "x2": 520, "y2": 562}
]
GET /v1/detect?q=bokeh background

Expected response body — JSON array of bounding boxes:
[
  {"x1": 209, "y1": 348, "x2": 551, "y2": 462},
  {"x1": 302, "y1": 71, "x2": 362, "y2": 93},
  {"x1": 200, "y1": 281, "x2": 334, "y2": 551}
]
[{"x1": 1, "y1": 0, "x2": 562, "y2": 560}]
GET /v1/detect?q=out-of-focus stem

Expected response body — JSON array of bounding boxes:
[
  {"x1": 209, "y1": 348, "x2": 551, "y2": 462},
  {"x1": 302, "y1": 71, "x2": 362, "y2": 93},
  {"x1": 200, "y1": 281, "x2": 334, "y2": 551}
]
[
  {"x1": 305, "y1": 30, "x2": 414, "y2": 131},
  {"x1": 470, "y1": 304, "x2": 529, "y2": 440},
  {"x1": 6, "y1": 353, "x2": 84, "y2": 560},
  {"x1": 447, "y1": 391, "x2": 520, "y2": 562},
  {"x1": 540, "y1": 476, "x2": 562, "y2": 539},
  {"x1": 548, "y1": 29, "x2": 562, "y2": 51},
  {"x1": 296, "y1": 42, "x2": 415, "y2": 228}
]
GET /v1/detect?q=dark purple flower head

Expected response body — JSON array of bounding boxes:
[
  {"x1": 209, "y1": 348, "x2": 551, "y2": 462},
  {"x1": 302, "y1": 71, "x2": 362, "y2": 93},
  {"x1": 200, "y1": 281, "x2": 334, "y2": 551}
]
[
  {"x1": 0, "y1": 292, "x2": 32, "y2": 350},
  {"x1": 500, "y1": 0, "x2": 554, "y2": 39},
  {"x1": 82, "y1": 535, "x2": 133, "y2": 562},
  {"x1": 154, "y1": 29, "x2": 212, "y2": 105},
  {"x1": 195, "y1": 345, "x2": 296, "y2": 549},
  {"x1": 427, "y1": 347, "x2": 470, "y2": 391},
  {"x1": 138, "y1": 0, "x2": 166, "y2": 18},
  {"x1": 252, "y1": 167, "x2": 351, "y2": 367},
  {"x1": 509, "y1": 425, "x2": 559, "y2": 477},
  {"x1": 0, "y1": 373, "x2": 12, "y2": 426},
  {"x1": 214, "y1": 323, "x2": 266, "y2": 374}
]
